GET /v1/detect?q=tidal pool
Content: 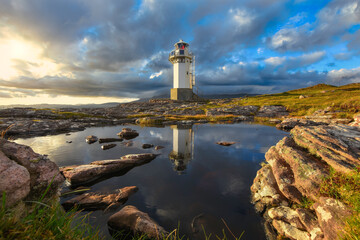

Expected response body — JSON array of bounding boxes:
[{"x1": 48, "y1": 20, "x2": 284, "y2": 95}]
[{"x1": 16, "y1": 123, "x2": 288, "y2": 239}]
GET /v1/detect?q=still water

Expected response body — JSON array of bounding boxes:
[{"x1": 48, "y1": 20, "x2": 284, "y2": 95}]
[{"x1": 16, "y1": 123, "x2": 288, "y2": 239}]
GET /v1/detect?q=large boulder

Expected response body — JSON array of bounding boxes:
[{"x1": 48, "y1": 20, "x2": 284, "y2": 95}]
[
  {"x1": 62, "y1": 186, "x2": 138, "y2": 211},
  {"x1": 117, "y1": 128, "x2": 139, "y2": 140},
  {"x1": 60, "y1": 153, "x2": 158, "y2": 186},
  {"x1": 0, "y1": 150, "x2": 30, "y2": 207},
  {"x1": 0, "y1": 139, "x2": 64, "y2": 206},
  {"x1": 108, "y1": 205, "x2": 168, "y2": 238}
]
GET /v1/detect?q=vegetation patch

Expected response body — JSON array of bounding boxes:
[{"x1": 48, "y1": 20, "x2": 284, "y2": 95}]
[{"x1": 320, "y1": 167, "x2": 360, "y2": 239}]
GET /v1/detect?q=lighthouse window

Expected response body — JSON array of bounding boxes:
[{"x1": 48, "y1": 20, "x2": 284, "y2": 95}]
[{"x1": 180, "y1": 50, "x2": 184, "y2": 55}]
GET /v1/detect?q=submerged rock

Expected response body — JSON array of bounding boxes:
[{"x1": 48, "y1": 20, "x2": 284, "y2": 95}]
[
  {"x1": 62, "y1": 186, "x2": 138, "y2": 211},
  {"x1": 99, "y1": 138, "x2": 123, "y2": 143},
  {"x1": 142, "y1": 143, "x2": 154, "y2": 149},
  {"x1": 60, "y1": 153, "x2": 159, "y2": 186},
  {"x1": 216, "y1": 141, "x2": 236, "y2": 146},
  {"x1": 108, "y1": 205, "x2": 168, "y2": 238}
]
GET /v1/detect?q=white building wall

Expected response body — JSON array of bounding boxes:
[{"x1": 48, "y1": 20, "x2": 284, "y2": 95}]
[{"x1": 173, "y1": 61, "x2": 191, "y2": 89}]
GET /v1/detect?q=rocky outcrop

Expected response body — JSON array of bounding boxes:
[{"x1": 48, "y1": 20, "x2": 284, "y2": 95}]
[
  {"x1": 60, "y1": 153, "x2": 158, "y2": 186},
  {"x1": 0, "y1": 139, "x2": 64, "y2": 206},
  {"x1": 257, "y1": 105, "x2": 289, "y2": 118},
  {"x1": 276, "y1": 118, "x2": 328, "y2": 131},
  {"x1": 108, "y1": 205, "x2": 168, "y2": 238},
  {"x1": 206, "y1": 105, "x2": 259, "y2": 116},
  {"x1": 349, "y1": 114, "x2": 360, "y2": 127},
  {"x1": 62, "y1": 186, "x2": 138, "y2": 211},
  {"x1": 251, "y1": 124, "x2": 360, "y2": 240}
]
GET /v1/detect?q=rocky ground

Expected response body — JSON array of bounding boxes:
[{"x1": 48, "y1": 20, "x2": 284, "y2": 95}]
[{"x1": 251, "y1": 120, "x2": 360, "y2": 240}]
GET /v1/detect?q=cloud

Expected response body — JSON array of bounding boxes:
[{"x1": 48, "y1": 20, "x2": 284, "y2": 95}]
[
  {"x1": 328, "y1": 67, "x2": 360, "y2": 85},
  {"x1": 268, "y1": 0, "x2": 360, "y2": 51}
]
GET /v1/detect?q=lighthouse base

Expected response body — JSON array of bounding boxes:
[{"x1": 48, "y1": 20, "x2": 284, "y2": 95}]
[{"x1": 170, "y1": 88, "x2": 199, "y2": 101}]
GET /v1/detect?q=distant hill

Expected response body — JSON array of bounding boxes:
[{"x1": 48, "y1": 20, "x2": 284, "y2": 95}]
[{"x1": 0, "y1": 102, "x2": 122, "y2": 109}]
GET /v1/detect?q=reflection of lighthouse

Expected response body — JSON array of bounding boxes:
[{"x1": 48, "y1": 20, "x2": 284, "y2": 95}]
[{"x1": 169, "y1": 125, "x2": 194, "y2": 174}]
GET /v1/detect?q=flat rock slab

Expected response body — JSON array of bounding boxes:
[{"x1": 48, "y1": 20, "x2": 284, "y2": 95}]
[
  {"x1": 101, "y1": 144, "x2": 116, "y2": 150},
  {"x1": 60, "y1": 153, "x2": 158, "y2": 186},
  {"x1": 62, "y1": 186, "x2": 138, "y2": 211},
  {"x1": 108, "y1": 205, "x2": 168, "y2": 239}
]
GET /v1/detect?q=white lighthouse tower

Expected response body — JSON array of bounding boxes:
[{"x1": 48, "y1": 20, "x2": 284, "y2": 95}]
[{"x1": 169, "y1": 40, "x2": 197, "y2": 101}]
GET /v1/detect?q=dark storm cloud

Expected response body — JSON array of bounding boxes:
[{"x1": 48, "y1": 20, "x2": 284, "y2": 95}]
[{"x1": 268, "y1": 0, "x2": 360, "y2": 52}]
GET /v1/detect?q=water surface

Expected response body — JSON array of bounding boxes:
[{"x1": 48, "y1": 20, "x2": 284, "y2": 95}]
[{"x1": 16, "y1": 123, "x2": 288, "y2": 239}]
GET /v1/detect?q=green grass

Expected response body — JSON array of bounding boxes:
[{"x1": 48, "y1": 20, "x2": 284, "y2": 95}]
[
  {"x1": 320, "y1": 167, "x2": 360, "y2": 239},
  {"x1": 201, "y1": 83, "x2": 360, "y2": 118},
  {"x1": 0, "y1": 194, "x2": 102, "y2": 240}
]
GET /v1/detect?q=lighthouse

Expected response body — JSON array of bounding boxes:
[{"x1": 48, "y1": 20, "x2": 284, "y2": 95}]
[{"x1": 169, "y1": 40, "x2": 197, "y2": 101}]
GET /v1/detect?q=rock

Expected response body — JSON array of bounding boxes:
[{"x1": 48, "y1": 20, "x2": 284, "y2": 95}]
[
  {"x1": 291, "y1": 125, "x2": 360, "y2": 173},
  {"x1": 66, "y1": 141, "x2": 72, "y2": 143},
  {"x1": 86, "y1": 135, "x2": 98, "y2": 144},
  {"x1": 0, "y1": 139, "x2": 64, "y2": 205},
  {"x1": 206, "y1": 105, "x2": 259, "y2": 116},
  {"x1": 216, "y1": 141, "x2": 236, "y2": 146},
  {"x1": 272, "y1": 219, "x2": 310, "y2": 240},
  {"x1": 296, "y1": 208, "x2": 324, "y2": 240},
  {"x1": 99, "y1": 138, "x2": 123, "y2": 143},
  {"x1": 256, "y1": 105, "x2": 289, "y2": 118},
  {"x1": 142, "y1": 144, "x2": 154, "y2": 149},
  {"x1": 60, "y1": 153, "x2": 159, "y2": 186},
  {"x1": 101, "y1": 144, "x2": 117, "y2": 150},
  {"x1": 251, "y1": 164, "x2": 288, "y2": 213},
  {"x1": 276, "y1": 118, "x2": 327, "y2": 131},
  {"x1": 108, "y1": 205, "x2": 168, "y2": 238},
  {"x1": 0, "y1": 150, "x2": 30, "y2": 207},
  {"x1": 154, "y1": 146, "x2": 164, "y2": 150},
  {"x1": 62, "y1": 186, "x2": 138, "y2": 211},
  {"x1": 117, "y1": 128, "x2": 139, "y2": 140},
  {"x1": 314, "y1": 197, "x2": 352, "y2": 240},
  {"x1": 268, "y1": 206, "x2": 306, "y2": 230},
  {"x1": 265, "y1": 146, "x2": 303, "y2": 203},
  {"x1": 349, "y1": 114, "x2": 360, "y2": 127},
  {"x1": 124, "y1": 141, "x2": 133, "y2": 147},
  {"x1": 299, "y1": 95, "x2": 308, "y2": 99},
  {"x1": 0, "y1": 139, "x2": 64, "y2": 198},
  {"x1": 274, "y1": 137, "x2": 328, "y2": 200}
]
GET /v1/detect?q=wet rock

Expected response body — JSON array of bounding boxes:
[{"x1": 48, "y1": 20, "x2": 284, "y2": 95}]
[
  {"x1": 66, "y1": 141, "x2": 72, "y2": 143},
  {"x1": 216, "y1": 141, "x2": 236, "y2": 146},
  {"x1": 142, "y1": 144, "x2": 154, "y2": 149},
  {"x1": 256, "y1": 105, "x2": 289, "y2": 118},
  {"x1": 86, "y1": 135, "x2": 98, "y2": 144},
  {"x1": 99, "y1": 138, "x2": 123, "y2": 143},
  {"x1": 117, "y1": 128, "x2": 139, "y2": 140},
  {"x1": 124, "y1": 141, "x2": 133, "y2": 147},
  {"x1": 154, "y1": 146, "x2": 164, "y2": 150},
  {"x1": 0, "y1": 139, "x2": 64, "y2": 205},
  {"x1": 314, "y1": 197, "x2": 352, "y2": 240},
  {"x1": 108, "y1": 205, "x2": 168, "y2": 238},
  {"x1": 62, "y1": 186, "x2": 138, "y2": 211},
  {"x1": 60, "y1": 153, "x2": 158, "y2": 186},
  {"x1": 101, "y1": 144, "x2": 116, "y2": 150},
  {"x1": 251, "y1": 164, "x2": 288, "y2": 213}
]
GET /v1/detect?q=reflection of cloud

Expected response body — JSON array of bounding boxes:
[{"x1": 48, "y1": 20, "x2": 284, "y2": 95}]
[{"x1": 221, "y1": 176, "x2": 245, "y2": 196}]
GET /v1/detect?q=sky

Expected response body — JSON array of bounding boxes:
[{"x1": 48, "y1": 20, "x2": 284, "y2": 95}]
[{"x1": 0, "y1": 0, "x2": 359, "y2": 105}]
